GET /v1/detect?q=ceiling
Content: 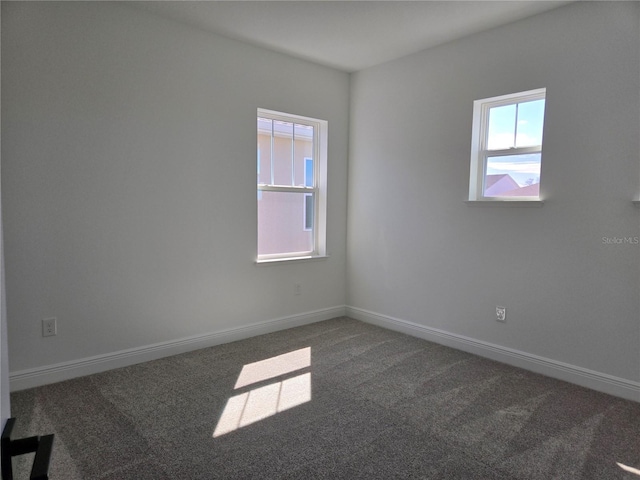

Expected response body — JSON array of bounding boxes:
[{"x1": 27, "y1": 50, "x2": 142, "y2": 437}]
[{"x1": 131, "y1": 1, "x2": 574, "y2": 73}]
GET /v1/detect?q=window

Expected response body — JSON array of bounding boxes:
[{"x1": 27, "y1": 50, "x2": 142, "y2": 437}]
[
  {"x1": 257, "y1": 109, "x2": 327, "y2": 262},
  {"x1": 469, "y1": 88, "x2": 546, "y2": 201}
]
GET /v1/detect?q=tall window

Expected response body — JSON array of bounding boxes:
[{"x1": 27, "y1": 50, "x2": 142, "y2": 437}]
[
  {"x1": 469, "y1": 88, "x2": 546, "y2": 201},
  {"x1": 257, "y1": 109, "x2": 327, "y2": 261}
]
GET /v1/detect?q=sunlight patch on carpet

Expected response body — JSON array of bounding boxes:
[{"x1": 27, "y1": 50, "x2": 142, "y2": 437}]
[
  {"x1": 214, "y1": 348, "x2": 312, "y2": 438},
  {"x1": 234, "y1": 347, "x2": 310, "y2": 389},
  {"x1": 617, "y1": 463, "x2": 640, "y2": 476}
]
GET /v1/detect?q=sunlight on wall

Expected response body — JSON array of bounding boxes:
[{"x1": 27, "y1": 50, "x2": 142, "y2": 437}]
[{"x1": 213, "y1": 348, "x2": 312, "y2": 438}]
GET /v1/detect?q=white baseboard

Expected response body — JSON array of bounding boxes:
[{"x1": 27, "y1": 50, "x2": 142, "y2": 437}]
[
  {"x1": 346, "y1": 306, "x2": 640, "y2": 403},
  {"x1": 11, "y1": 305, "x2": 640, "y2": 403},
  {"x1": 10, "y1": 306, "x2": 346, "y2": 391}
]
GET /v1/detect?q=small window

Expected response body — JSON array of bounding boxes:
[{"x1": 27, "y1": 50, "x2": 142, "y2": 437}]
[
  {"x1": 469, "y1": 88, "x2": 546, "y2": 201},
  {"x1": 257, "y1": 110, "x2": 327, "y2": 261}
]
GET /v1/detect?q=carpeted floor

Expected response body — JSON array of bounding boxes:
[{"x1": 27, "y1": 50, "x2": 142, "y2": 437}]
[{"x1": 9, "y1": 317, "x2": 640, "y2": 479}]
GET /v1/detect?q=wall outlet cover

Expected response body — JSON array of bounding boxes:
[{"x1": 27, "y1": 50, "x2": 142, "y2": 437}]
[{"x1": 42, "y1": 318, "x2": 57, "y2": 337}]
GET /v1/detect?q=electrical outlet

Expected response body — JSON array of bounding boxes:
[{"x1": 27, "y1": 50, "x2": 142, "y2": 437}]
[
  {"x1": 42, "y1": 318, "x2": 57, "y2": 337},
  {"x1": 496, "y1": 306, "x2": 506, "y2": 323},
  {"x1": 294, "y1": 283, "x2": 301, "y2": 296}
]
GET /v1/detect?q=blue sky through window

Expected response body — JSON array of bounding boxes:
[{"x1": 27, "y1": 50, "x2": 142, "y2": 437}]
[
  {"x1": 304, "y1": 158, "x2": 313, "y2": 187},
  {"x1": 485, "y1": 98, "x2": 545, "y2": 188},
  {"x1": 487, "y1": 99, "x2": 545, "y2": 150}
]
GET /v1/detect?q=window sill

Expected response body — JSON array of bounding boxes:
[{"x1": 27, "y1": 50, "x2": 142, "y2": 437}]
[
  {"x1": 466, "y1": 200, "x2": 544, "y2": 208},
  {"x1": 633, "y1": 200, "x2": 640, "y2": 207},
  {"x1": 255, "y1": 255, "x2": 329, "y2": 265}
]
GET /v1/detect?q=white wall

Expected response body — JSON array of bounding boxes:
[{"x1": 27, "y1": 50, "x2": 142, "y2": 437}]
[
  {"x1": 0, "y1": 2, "x2": 11, "y2": 424},
  {"x1": 348, "y1": 2, "x2": 640, "y2": 389},
  {"x1": 3, "y1": 1, "x2": 639, "y2": 400},
  {"x1": 2, "y1": 2, "x2": 349, "y2": 378},
  {"x1": 1, "y1": 205, "x2": 9, "y2": 422}
]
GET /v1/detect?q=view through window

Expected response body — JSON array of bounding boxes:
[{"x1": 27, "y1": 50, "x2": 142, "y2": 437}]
[
  {"x1": 469, "y1": 89, "x2": 546, "y2": 200},
  {"x1": 257, "y1": 110, "x2": 327, "y2": 261}
]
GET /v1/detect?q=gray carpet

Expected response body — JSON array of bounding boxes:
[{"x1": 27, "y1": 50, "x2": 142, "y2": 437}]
[{"x1": 9, "y1": 317, "x2": 640, "y2": 479}]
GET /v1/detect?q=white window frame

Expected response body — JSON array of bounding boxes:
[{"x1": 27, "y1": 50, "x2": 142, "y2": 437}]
[
  {"x1": 257, "y1": 109, "x2": 328, "y2": 263},
  {"x1": 468, "y1": 88, "x2": 546, "y2": 202}
]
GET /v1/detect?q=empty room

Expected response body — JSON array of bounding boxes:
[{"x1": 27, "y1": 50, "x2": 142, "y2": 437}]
[{"x1": 1, "y1": 1, "x2": 639, "y2": 478}]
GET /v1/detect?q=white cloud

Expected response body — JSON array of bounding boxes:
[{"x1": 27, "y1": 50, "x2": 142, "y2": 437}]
[
  {"x1": 488, "y1": 132, "x2": 541, "y2": 149},
  {"x1": 487, "y1": 161, "x2": 540, "y2": 174}
]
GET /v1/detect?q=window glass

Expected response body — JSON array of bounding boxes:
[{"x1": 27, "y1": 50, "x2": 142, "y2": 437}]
[
  {"x1": 304, "y1": 158, "x2": 313, "y2": 187},
  {"x1": 485, "y1": 154, "x2": 541, "y2": 197},
  {"x1": 515, "y1": 99, "x2": 545, "y2": 148},
  {"x1": 303, "y1": 194, "x2": 314, "y2": 231},
  {"x1": 272, "y1": 121, "x2": 294, "y2": 186},
  {"x1": 487, "y1": 104, "x2": 516, "y2": 150},
  {"x1": 257, "y1": 109, "x2": 326, "y2": 260},
  {"x1": 258, "y1": 191, "x2": 314, "y2": 256},
  {"x1": 469, "y1": 88, "x2": 546, "y2": 201}
]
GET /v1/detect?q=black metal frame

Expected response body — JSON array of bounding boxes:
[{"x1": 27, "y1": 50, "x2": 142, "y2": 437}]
[{"x1": 1, "y1": 418, "x2": 54, "y2": 480}]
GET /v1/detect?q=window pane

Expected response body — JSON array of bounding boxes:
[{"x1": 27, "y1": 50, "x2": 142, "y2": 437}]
[
  {"x1": 515, "y1": 99, "x2": 545, "y2": 147},
  {"x1": 294, "y1": 124, "x2": 314, "y2": 187},
  {"x1": 487, "y1": 104, "x2": 516, "y2": 150},
  {"x1": 272, "y1": 121, "x2": 294, "y2": 186},
  {"x1": 304, "y1": 194, "x2": 314, "y2": 231},
  {"x1": 295, "y1": 123, "x2": 314, "y2": 146},
  {"x1": 484, "y1": 153, "x2": 541, "y2": 197},
  {"x1": 257, "y1": 118, "x2": 273, "y2": 185},
  {"x1": 259, "y1": 120, "x2": 314, "y2": 188},
  {"x1": 258, "y1": 191, "x2": 314, "y2": 256},
  {"x1": 304, "y1": 158, "x2": 314, "y2": 187}
]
